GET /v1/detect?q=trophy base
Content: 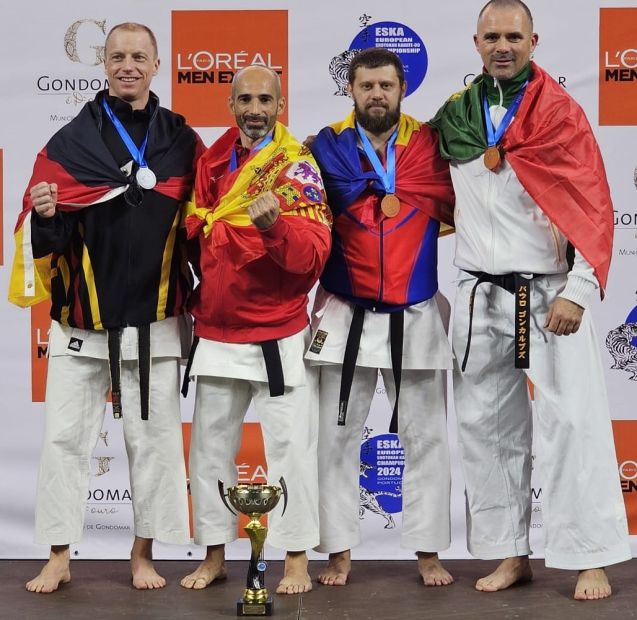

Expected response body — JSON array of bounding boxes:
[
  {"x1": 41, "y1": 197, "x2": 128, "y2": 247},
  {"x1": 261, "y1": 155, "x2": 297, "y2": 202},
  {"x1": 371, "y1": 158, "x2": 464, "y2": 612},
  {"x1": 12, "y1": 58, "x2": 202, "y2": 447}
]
[{"x1": 237, "y1": 597, "x2": 273, "y2": 616}]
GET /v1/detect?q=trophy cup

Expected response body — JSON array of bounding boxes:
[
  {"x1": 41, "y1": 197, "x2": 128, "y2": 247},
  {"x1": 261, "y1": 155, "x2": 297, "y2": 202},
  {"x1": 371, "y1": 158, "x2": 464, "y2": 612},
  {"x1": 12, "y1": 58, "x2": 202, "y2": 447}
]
[{"x1": 218, "y1": 478, "x2": 288, "y2": 616}]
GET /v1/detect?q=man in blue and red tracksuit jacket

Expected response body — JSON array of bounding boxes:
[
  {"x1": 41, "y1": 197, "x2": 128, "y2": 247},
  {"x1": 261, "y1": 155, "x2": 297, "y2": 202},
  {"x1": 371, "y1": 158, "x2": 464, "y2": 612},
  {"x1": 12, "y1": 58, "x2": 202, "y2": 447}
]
[{"x1": 305, "y1": 48, "x2": 456, "y2": 587}]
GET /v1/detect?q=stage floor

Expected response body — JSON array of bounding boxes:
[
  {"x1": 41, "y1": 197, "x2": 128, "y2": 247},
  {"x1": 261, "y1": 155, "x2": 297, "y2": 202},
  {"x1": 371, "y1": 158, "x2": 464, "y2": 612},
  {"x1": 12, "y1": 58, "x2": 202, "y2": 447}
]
[{"x1": 1, "y1": 559, "x2": 635, "y2": 619}]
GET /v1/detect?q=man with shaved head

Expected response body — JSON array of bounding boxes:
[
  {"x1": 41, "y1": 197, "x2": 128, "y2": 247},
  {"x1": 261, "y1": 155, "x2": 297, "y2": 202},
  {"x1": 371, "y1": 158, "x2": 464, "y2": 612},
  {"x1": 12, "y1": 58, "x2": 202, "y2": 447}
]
[
  {"x1": 180, "y1": 65, "x2": 331, "y2": 594},
  {"x1": 430, "y1": 0, "x2": 631, "y2": 600},
  {"x1": 10, "y1": 22, "x2": 202, "y2": 592}
]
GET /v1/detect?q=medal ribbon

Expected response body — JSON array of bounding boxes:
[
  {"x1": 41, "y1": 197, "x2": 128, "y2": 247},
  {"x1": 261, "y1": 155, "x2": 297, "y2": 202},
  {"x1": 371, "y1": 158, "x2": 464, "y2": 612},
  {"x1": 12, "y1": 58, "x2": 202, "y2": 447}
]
[
  {"x1": 355, "y1": 122, "x2": 397, "y2": 194},
  {"x1": 229, "y1": 133, "x2": 273, "y2": 172},
  {"x1": 102, "y1": 99, "x2": 151, "y2": 170},
  {"x1": 482, "y1": 81, "x2": 528, "y2": 148}
]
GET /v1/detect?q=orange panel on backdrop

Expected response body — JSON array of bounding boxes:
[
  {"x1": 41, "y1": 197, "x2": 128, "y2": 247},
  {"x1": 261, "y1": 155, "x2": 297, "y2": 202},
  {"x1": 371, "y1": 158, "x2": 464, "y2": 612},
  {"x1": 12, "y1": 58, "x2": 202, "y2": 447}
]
[
  {"x1": 599, "y1": 8, "x2": 637, "y2": 125},
  {"x1": 183, "y1": 421, "x2": 267, "y2": 539},
  {"x1": 171, "y1": 10, "x2": 288, "y2": 128},
  {"x1": 612, "y1": 420, "x2": 637, "y2": 534},
  {"x1": 31, "y1": 302, "x2": 51, "y2": 402},
  {"x1": 0, "y1": 149, "x2": 3, "y2": 265}
]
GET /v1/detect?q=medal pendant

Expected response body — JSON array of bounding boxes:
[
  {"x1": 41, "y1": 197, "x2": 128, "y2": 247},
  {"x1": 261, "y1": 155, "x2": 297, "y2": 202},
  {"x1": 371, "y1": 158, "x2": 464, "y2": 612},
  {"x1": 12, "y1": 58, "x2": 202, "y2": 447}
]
[
  {"x1": 136, "y1": 167, "x2": 157, "y2": 190},
  {"x1": 483, "y1": 146, "x2": 502, "y2": 171},
  {"x1": 380, "y1": 194, "x2": 400, "y2": 218}
]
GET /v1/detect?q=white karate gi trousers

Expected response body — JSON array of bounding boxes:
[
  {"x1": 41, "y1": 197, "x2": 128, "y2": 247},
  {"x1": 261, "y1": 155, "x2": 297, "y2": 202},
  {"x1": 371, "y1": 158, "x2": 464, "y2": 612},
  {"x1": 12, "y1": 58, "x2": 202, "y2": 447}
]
[
  {"x1": 315, "y1": 364, "x2": 451, "y2": 554},
  {"x1": 35, "y1": 354, "x2": 189, "y2": 545},
  {"x1": 453, "y1": 273, "x2": 631, "y2": 569},
  {"x1": 189, "y1": 352, "x2": 320, "y2": 552}
]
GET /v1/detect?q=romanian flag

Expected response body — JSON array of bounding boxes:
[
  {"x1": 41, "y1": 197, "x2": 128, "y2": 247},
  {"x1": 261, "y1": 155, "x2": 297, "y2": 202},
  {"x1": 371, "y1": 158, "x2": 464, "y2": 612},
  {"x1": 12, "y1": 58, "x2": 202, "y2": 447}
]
[{"x1": 310, "y1": 111, "x2": 454, "y2": 230}]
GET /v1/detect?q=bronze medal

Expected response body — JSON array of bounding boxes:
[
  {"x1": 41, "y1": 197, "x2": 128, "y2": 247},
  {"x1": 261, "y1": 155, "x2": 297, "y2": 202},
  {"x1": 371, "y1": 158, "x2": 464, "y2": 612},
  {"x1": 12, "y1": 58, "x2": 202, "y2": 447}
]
[
  {"x1": 381, "y1": 194, "x2": 400, "y2": 218},
  {"x1": 484, "y1": 146, "x2": 502, "y2": 171}
]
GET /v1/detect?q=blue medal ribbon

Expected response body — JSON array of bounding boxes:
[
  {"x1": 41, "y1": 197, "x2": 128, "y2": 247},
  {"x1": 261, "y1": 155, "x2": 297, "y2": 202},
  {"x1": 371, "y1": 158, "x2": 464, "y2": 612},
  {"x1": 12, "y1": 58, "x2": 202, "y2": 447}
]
[
  {"x1": 229, "y1": 133, "x2": 274, "y2": 172},
  {"x1": 482, "y1": 81, "x2": 528, "y2": 148},
  {"x1": 355, "y1": 122, "x2": 398, "y2": 195},
  {"x1": 101, "y1": 98, "x2": 151, "y2": 170}
]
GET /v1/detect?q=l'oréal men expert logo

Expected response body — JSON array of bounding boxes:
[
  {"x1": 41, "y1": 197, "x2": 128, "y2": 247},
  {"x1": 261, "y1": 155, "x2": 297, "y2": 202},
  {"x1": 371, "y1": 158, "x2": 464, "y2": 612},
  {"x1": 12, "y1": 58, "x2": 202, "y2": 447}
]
[
  {"x1": 599, "y1": 8, "x2": 637, "y2": 125},
  {"x1": 620, "y1": 460, "x2": 637, "y2": 492},
  {"x1": 612, "y1": 421, "x2": 637, "y2": 533},
  {"x1": 0, "y1": 149, "x2": 3, "y2": 266},
  {"x1": 329, "y1": 15, "x2": 428, "y2": 98},
  {"x1": 171, "y1": 10, "x2": 288, "y2": 127},
  {"x1": 30, "y1": 302, "x2": 51, "y2": 402}
]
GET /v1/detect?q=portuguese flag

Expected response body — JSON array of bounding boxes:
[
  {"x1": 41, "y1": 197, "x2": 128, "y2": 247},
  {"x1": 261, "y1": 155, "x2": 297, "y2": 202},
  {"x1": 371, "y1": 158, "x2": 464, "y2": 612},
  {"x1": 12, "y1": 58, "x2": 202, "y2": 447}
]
[{"x1": 430, "y1": 62, "x2": 614, "y2": 291}]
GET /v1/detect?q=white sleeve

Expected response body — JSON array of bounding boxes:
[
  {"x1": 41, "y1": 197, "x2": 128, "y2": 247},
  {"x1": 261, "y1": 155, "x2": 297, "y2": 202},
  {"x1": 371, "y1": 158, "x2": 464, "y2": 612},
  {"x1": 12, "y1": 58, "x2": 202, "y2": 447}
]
[{"x1": 558, "y1": 248, "x2": 599, "y2": 308}]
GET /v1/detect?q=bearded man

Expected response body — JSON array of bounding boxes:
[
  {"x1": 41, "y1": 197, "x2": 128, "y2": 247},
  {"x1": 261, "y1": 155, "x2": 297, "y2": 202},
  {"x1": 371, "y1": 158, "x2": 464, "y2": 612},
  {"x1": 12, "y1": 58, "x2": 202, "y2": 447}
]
[{"x1": 307, "y1": 48, "x2": 456, "y2": 587}]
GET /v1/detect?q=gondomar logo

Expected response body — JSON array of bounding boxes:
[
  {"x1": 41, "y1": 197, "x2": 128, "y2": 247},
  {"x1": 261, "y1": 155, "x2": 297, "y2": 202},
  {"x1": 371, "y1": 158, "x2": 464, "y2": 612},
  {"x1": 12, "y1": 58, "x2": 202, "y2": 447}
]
[
  {"x1": 64, "y1": 19, "x2": 106, "y2": 65},
  {"x1": 36, "y1": 18, "x2": 109, "y2": 111},
  {"x1": 87, "y1": 488, "x2": 131, "y2": 502}
]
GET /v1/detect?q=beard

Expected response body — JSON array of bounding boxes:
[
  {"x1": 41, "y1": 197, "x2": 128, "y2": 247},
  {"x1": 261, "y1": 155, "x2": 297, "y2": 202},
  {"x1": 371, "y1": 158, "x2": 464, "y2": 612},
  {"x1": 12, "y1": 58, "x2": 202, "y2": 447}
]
[
  {"x1": 354, "y1": 100, "x2": 401, "y2": 135},
  {"x1": 237, "y1": 113, "x2": 275, "y2": 141}
]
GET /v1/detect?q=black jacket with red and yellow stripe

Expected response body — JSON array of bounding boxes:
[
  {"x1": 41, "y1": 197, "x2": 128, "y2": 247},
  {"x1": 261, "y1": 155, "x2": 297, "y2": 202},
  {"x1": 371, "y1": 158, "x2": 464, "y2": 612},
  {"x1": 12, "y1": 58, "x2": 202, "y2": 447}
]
[{"x1": 25, "y1": 91, "x2": 202, "y2": 330}]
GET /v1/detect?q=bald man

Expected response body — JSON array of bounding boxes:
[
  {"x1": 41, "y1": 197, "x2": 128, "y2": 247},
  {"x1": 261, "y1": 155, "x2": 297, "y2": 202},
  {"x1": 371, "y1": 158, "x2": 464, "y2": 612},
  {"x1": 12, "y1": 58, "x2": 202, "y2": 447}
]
[
  {"x1": 430, "y1": 0, "x2": 631, "y2": 600},
  {"x1": 180, "y1": 65, "x2": 332, "y2": 594}
]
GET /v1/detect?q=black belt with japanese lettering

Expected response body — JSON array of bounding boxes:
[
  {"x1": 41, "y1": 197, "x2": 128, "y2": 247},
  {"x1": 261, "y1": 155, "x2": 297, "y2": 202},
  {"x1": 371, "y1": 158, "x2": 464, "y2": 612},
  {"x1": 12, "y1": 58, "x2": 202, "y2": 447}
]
[
  {"x1": 181, "y1": 336, "x2": 285, "y2": 398},
  {"x1": 338, "y1": 305, "x2": 404, "y2": 433},
  {"x1": 461, "y1": 271, "x2": 540, "y2": 372},
  {"x1": 108, "y1": 325, "x2": 151, "y2": 420}
]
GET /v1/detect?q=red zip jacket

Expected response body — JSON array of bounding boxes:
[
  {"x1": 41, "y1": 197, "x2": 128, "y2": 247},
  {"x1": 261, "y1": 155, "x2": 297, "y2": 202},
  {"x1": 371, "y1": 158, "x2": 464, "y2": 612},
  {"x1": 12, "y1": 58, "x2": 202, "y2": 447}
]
[{"x1": 187, "y1": 128, "x2": 332, "y2": 343}]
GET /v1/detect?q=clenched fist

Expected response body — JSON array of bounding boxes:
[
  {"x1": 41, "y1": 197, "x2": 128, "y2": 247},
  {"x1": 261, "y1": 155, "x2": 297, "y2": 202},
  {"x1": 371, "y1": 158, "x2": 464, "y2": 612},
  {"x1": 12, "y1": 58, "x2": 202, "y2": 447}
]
[
  {"x1": 30, "y1": 181, "x2": 58, "y2": 219},
  {"x1": 248, "y1": 191, "x2": 280, "y2": 230}
]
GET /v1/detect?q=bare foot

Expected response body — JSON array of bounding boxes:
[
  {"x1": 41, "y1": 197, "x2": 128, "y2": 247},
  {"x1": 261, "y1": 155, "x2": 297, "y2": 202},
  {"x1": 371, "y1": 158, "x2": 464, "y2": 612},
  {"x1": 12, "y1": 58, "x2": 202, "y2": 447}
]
[
  {"x1": 475, "y1": 556, "x2": 533, "y2": 592},
  {"x1": 417, "y1": 552, "x2": 454, "y2": 586},
  {"x1": 26, "y1": 546, "x2": 71, "y2": 593},
  {"x1": 317, "y1": 549, "x2": 351, "y2": 586},
  {"x1": 276, "y1": 551, "x2": 312, "y2": 594},
  {"x1": 574, "y1": 568, "x2": 612, "y2": 600},
  {"x1": 130, "y1": 536, "x2": 166, "y2": 590},
  {"x1": 180, "y1": 544, "x2": 227, "y2": 590}
]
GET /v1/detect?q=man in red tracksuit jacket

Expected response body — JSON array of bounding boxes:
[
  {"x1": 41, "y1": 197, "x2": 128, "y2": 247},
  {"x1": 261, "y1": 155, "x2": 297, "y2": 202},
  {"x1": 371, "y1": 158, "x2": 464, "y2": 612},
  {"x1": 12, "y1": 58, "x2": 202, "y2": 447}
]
[{"x1": 180, "y1": 65, "x2": 331, "y2": 596}]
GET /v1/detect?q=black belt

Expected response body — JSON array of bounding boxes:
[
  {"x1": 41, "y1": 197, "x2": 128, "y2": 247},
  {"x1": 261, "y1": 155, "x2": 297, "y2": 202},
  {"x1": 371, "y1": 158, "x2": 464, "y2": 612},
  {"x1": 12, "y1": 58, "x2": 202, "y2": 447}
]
[
  {"x1": 181, "y1": 336, "x2": 285, "y2": 398},
  {"x1": 181, "y1": 335, "x2": 200, "y2": 398},
  {"x1": 107, "y1": 325, "x2": 151, "y2": 420},
  {"x1": 260, "y1": 339, "x2": 285, "y2": 397},
  {"x1": 461, "y1": 271, "x2": 537, "y2": 372},
  {"x1": 338, "y1": 306, "x2": 404, "y2": 433}
]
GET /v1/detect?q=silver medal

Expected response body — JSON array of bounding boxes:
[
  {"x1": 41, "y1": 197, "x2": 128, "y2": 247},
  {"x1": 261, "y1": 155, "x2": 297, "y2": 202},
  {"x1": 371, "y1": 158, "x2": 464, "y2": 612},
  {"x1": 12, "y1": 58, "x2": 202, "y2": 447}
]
[{"x1": 136, "y1": 166, "x2": 157, "y2": 190}]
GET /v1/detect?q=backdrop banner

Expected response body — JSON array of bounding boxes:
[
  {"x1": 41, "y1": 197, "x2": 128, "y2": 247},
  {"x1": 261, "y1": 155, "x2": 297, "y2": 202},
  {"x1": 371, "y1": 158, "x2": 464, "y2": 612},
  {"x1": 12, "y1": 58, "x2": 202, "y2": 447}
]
[{"x1": 0, "y1": 0, "x2": 635, "y2": 562}]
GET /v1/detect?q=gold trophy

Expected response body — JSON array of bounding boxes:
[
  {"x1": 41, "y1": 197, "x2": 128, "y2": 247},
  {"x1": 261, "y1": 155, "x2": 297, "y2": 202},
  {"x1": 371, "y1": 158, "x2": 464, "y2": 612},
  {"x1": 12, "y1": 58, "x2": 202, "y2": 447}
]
[{"x1": 218, "y1": 478, "x2": 288, "y2": 616}]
